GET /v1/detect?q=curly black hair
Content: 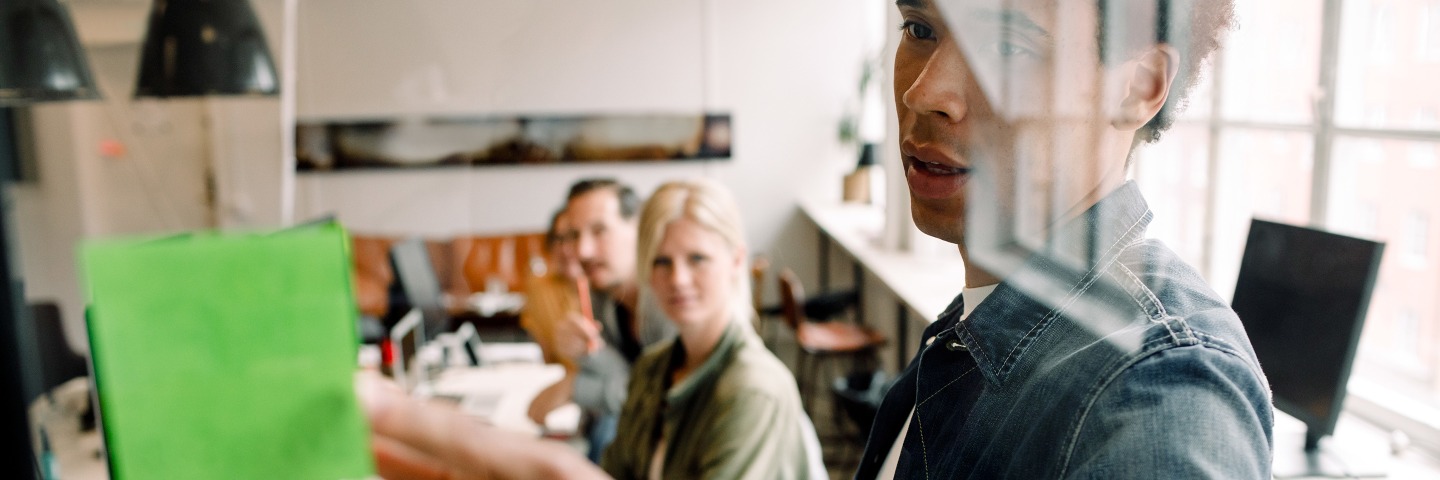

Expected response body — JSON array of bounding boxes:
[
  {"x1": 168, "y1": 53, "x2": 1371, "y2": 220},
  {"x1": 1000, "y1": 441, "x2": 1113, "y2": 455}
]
[{"x1": 1098, "y1": 0, "x2": 1238, "y2": 144}]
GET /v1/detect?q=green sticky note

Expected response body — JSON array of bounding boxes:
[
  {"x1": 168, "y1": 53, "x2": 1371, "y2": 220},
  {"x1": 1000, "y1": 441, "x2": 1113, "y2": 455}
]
[{"x1": 81, "y1": 223, "x2": 373, "y2": 480}]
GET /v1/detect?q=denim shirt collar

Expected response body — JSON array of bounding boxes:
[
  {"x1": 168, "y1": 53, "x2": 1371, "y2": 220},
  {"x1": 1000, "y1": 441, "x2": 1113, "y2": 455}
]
[{"x1": 948, "y1": 181, "x2": 1154, "y2": 386}]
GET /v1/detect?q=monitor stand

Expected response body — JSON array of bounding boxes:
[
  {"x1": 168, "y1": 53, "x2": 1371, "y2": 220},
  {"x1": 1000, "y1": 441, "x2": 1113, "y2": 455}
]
[{"x1": 1274, "y1": 431, "x2": 1387, "y2": 479}]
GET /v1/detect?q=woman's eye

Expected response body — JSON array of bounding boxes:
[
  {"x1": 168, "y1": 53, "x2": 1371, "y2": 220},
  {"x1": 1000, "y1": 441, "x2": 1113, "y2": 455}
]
[
  {"x1": 687, "y1": 254, "x2": 708, "y2": 265},
  {"x1": 902, "y1": 21, "x2": 934, "y2": 40},
  {"x1": 653, "y1": 257, "x2": 672, "y2": 269}
]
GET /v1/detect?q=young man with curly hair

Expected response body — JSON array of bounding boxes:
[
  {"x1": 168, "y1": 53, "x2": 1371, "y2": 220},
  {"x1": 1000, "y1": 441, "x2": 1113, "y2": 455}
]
[{"x1": 861, "y1": 0, "x2": 1273, "y2": 477}]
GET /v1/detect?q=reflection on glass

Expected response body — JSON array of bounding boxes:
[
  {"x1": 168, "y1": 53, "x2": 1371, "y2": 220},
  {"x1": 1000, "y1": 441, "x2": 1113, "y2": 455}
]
[
  {"x1": 1211, "y1": 129, "x2": 1313, "y2": 297},
  {"x1": 1336, "y1": 0, "x2": 1440, "y2": 130},
  {"x1": 1330, "y1": 136, "x2": 1440, "y2": 404},
  {"x1": 1220, "y1": 0, "x2": 1323, "y2": 125},
  {"x1": 1132, "y1": 124, "x2": 1211, "y2": 272}
]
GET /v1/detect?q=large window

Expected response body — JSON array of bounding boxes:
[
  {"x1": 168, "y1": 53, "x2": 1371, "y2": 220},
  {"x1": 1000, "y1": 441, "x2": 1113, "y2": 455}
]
[{"x1": 1133, "y1": 0, "x2": 1440, "y2": 451}]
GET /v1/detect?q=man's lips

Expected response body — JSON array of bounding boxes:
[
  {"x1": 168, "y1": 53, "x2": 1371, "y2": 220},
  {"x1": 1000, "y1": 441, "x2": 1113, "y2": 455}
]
[
  {"x1": 903, "y1": 143, "x2": 970, "y2": 199},
  {"x1": 904, "y1": 143, "x2": 969, "y2": 171}
]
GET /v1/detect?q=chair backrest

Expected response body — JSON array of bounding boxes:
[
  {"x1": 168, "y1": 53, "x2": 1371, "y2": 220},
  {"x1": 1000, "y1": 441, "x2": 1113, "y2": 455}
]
[
  {"x1": 390, "y1": 238, "x2": 451, "y2": 340},
  {"x1": 29, "y1": 303, "x2": 88, "y2": 399},
  {"x1": 777, "y1": 268, "x2": 806, "y2": 332}
]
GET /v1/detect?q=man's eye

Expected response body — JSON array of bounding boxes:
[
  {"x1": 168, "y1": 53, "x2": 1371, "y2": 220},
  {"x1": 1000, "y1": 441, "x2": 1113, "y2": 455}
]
[
  {"x1": 901, "y1": 21, "x2": 934, "y2": 40},
  {"x1": 991, "y1": 39, "x2": 1036, "y2": 59}
]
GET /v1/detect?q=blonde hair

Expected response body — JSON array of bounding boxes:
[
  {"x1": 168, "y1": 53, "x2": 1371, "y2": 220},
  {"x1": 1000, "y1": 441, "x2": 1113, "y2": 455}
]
[{"x1": 636, "y1": 179, "x2": 753, "y2": 324}]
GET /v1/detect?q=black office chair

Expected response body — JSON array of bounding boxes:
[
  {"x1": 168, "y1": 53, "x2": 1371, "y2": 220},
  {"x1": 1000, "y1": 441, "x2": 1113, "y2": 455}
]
[{"x1": 389, "y1": 238, "x2": 453, "y2": 341}]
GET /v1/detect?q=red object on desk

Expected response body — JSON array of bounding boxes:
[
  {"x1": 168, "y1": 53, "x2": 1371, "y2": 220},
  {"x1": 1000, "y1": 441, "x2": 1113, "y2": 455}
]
[{"x1": 380, "y1": 338, "x2": 395, "y2": 367}]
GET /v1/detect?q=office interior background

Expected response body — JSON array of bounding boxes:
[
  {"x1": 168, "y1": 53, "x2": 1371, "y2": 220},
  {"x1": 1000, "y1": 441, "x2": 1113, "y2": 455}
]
[{"x1": 4, "y1": 0, "x2": 1439, "y2": 476}]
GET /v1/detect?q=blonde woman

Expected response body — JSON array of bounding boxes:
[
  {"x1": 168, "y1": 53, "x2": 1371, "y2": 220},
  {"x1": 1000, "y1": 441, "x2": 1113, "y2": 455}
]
[{"x1": 602, "y1": 180, "x2": 821, "y2": 480}]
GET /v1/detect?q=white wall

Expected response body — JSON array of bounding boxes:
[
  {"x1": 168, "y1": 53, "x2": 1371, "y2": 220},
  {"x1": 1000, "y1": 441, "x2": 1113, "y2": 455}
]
[{"x1": 293, "y1": 0, "x2": 885, "y2": 299}]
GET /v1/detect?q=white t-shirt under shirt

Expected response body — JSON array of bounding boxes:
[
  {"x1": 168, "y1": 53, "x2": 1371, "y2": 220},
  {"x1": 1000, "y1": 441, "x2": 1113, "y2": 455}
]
[{"x1": 876, "y1": 283, "x2": 998, "y2": 480}]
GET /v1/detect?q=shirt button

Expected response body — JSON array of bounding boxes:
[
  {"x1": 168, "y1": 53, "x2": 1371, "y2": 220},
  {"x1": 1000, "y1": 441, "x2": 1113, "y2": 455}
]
[
  {"x1": 946, "y1": 339, "x2": 967, "y2": 351},
  {"x1": 925, "y1": 336, "x2": 937, "y2": 346}
]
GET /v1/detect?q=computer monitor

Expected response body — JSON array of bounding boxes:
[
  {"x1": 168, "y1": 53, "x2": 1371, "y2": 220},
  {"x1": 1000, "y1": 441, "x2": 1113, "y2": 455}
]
[
  {"x1": 1232, "y1": 219, "x2": 1384, "y2": 454},
  {"x1": 389, "y1": 238, "x2": 451, "y2": 341}
]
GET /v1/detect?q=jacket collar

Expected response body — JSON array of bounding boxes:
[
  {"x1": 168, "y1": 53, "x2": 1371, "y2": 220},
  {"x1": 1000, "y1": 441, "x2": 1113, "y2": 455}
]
[
  {"x1": 665, "y1": 320, "x2": 746, "y2": 407},
  {"x1": 952, "y1": 181, "x2": 1154, "y2": 385}
]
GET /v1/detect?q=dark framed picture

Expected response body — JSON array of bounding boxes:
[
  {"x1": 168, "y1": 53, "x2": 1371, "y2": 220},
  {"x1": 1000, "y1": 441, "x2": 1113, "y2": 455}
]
[{"x1": 296, "y1": 112, "x2": 732, "y2": 172}]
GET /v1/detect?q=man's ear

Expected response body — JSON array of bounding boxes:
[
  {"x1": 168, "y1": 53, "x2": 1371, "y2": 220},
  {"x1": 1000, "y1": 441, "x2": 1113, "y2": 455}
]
[{"x1": 1113, "y1": 45, "x2": 1178, "y2": 130}]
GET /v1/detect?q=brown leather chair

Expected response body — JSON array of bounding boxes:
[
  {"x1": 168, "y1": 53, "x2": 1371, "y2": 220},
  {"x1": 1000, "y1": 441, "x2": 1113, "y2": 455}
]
[
  {"x1": 777, "y1": 268, "x2": 886, "y2": 414},
  {"x1": 751, "y1": 255, "x2": 771, "y2": 335},
  {"x1": 350, "y1": 235, "x2": 396, "y2": 319}
]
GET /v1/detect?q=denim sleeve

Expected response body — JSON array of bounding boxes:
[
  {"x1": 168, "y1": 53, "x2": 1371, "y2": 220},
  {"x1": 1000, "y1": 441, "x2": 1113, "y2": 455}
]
[
  {"x1": 1062, "y1": 344, "x2": 1274, "y2": 479},
  {"x1": 574, "y1": 345, "x2": 630, "y2": 415}
]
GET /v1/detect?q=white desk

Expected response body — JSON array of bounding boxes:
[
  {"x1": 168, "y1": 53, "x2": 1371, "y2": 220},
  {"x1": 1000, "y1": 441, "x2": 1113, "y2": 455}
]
[
  {"x1": 800, "y1": 199, "x2": 965, "y2": 367},
  {"x1": 426, "y1": 362, "x2": 582, "y2": 438}
]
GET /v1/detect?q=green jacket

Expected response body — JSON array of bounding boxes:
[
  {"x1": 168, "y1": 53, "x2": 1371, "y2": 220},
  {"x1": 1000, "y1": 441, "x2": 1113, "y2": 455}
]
[{"x1": 602, "y1": 320, "x2": 816, "y2": 479}]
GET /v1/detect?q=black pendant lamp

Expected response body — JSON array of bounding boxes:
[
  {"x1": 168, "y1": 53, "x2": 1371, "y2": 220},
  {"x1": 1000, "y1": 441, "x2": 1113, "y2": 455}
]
[
  {"x1": 134, "y1": 0, "x2": 279, "y2": 98},
  {"x1": 0, "y1": 0, "x2": 101, "y2": 105}
]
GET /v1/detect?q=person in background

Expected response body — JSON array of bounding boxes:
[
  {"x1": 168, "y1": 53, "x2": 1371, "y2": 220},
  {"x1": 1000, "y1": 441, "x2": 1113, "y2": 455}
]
[
  {"x1": 858, "y1": 0, "x2": 1272, "y2": 478},
  {"x1": 602, "y1": 179, "x2": 820, "y2": 480},
  {"x1": 529, "y1": 178, "x2": 676, "y2": 463},
  {"x1": 521, "y1": 208, "x2": 585, "y2": 383}
]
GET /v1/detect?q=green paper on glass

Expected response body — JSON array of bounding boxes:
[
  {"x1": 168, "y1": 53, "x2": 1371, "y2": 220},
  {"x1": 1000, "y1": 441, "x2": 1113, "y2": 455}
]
[{"x1": 81, "y1": 223, "x2": 373, "y2": 480}]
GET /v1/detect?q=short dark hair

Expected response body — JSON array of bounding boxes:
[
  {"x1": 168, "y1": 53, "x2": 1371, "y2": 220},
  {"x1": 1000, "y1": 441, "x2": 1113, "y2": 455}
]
[
  {"x1": 566, "y1": 178, "x2": 641, "y2": 220},
  {"x1": 1099, "y1": 0, "x2": 1237, "y2": 144}
]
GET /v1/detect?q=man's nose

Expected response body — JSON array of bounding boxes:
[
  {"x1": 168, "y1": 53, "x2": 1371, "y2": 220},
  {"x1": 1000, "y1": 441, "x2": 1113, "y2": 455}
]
[
  {"x1": 903, "y1": 39, "x2": 970, "y2": 123},
  {"x1": 576, "y1": 234, "x2": 597, "y2": 260}
]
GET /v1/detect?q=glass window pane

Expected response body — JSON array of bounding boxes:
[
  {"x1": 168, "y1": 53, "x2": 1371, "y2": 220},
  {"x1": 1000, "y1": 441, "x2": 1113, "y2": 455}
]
[
  {"x1": 1336, "y1": 0, "x2": 1440, "y2": 130},
  {"x1": 1132, "y1": 123, "x2": 1211, "y2": 273},
  {"x1": 1211, "y1": 129, "x2": 1315, "y2": 297},
  {"x1": 1220, "y1": 0, "x2": 1324, "y2": 125},
  {"x1": 1329, "y1": 136, "x2": 1440, "y2": 407}
]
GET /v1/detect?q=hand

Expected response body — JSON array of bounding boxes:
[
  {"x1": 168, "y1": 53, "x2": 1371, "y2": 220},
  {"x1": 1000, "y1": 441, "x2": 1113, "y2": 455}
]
[
  {"x1": 357, "y1": 373, "x2": 608, "y2": 480},
  {"x1": 553, "y1": 311, "x2": 604, "y2": 362},
  {"x1": 527, "y1": 373, "x2": 577, "y2": 426}
]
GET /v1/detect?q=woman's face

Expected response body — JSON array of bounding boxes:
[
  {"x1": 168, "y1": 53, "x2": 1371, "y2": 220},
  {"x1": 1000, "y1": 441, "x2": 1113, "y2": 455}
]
[
  {"x1": 551, "y1": 212, "x2": 584, "y2": 280},
  {"x1": 648, "y1": 217, "x2": 741, "y2": 331}
]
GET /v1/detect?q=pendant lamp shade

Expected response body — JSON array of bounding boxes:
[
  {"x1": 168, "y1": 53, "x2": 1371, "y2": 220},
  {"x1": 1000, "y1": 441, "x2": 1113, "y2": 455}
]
[
  {"x1": 0, "y1": 0, "x2": 101, "y2": 105},
  {"x1": 134, "y1": 0, "x2": 279, "y2": 98}
]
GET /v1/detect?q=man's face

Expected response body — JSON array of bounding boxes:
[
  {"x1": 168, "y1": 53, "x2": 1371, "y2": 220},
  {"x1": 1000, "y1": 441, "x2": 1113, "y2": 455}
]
[
  {"x1": 562, "y1": 189, "x2": 638, "y2": 292},
  {"x1": 895, "y1": 0, "x2": 1156, "y2": 252}
]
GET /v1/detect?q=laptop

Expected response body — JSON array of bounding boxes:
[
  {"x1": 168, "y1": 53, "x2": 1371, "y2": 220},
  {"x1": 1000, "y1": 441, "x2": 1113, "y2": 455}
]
[{"x1": 388, "y1": 308, "x2": 424, "y2": 393}]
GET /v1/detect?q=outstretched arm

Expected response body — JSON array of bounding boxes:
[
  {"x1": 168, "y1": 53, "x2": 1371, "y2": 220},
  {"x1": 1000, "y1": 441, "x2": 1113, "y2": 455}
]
[{"x1": 358, "y1": 373, "x2": 609, "y2": 480}]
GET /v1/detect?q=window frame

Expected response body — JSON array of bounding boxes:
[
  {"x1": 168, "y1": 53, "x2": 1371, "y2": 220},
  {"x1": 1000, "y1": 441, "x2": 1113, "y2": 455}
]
[{"x1": 1196, "y1": 0, "x2": 1440, "y2": 455}]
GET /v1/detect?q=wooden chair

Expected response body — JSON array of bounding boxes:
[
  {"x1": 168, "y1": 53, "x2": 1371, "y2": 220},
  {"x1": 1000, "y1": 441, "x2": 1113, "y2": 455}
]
[
  {"x1": 776, "y1": 268, "x2": 886, "y2": 415},
  {"x1": 750, "y1": 255, "x2": 771, "y2": 336}
]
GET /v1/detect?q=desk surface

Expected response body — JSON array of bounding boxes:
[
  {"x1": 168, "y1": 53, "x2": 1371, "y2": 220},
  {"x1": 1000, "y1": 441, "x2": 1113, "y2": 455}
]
[
  {"x1": 428, "y1": 362, "x2": 581, "y2": 437},
  {"x1": 800, "y1": 199, "x2": 966, "y2": 321}
]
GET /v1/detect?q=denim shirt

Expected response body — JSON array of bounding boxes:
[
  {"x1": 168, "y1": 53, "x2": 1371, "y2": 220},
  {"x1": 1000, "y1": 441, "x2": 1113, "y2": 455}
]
[{"x1": 856, "y1": 182, "x2": 1274, "y2": 479}]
